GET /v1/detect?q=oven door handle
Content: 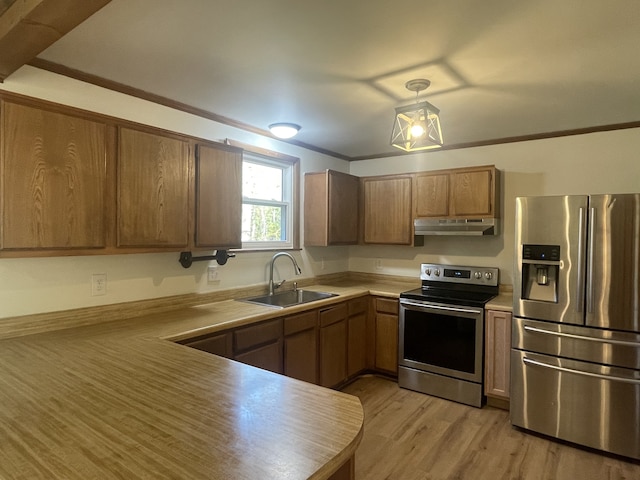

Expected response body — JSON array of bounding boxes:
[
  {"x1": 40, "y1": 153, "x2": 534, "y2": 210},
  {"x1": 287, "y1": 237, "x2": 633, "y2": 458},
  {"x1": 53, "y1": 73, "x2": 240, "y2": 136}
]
[{"x1": 400, "y1": 301, "x2": 480, "y2": 315}]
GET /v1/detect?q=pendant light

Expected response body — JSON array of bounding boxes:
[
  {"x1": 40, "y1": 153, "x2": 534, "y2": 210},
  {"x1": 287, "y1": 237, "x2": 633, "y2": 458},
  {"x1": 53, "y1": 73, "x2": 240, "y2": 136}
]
[{"x1": 390, "y1": 79, "x2": 443, "y2": 151}]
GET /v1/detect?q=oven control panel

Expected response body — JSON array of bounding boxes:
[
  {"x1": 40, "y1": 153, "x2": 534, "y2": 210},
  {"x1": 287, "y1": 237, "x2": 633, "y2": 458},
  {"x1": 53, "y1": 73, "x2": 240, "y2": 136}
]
[{"x1": 420, "y1": 263, "x2": 499, "y2": 286}]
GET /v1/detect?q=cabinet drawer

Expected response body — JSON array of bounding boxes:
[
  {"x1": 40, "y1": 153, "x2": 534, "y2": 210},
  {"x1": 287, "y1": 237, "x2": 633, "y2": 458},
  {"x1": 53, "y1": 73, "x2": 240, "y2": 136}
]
[
  {"x1": 319, "y1": 303, "x2": 348, "y2": 327},
  {"x1": 233, "y1": 319, "x2": 282, "y2": 352},
  {"x1": 184, "y1": 332, "x2": 232, "y2": 358},
  {"x1": 348, "y1": 297, "x2": 368, "y2": 315},
  {"x1": 375, "y1": 298, "x2": 398, "y2": 314},
  {"x1": 284, "y1": 310, "x2": 317, "y2": 336}
]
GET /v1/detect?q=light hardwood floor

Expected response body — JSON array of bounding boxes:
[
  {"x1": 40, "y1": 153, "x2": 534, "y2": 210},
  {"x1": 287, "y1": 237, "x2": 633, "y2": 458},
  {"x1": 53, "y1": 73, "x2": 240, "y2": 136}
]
[{"x1": 341, "y1": 375, "x2": 640, "y2": 480}]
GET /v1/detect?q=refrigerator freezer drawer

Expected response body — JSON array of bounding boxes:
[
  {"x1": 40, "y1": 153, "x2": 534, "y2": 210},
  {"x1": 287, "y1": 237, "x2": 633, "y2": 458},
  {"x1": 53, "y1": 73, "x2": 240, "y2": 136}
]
[
  {"x1": 510, "y1": 349, "x2": 640, "y2": 460},
  {"x1": 513, "y1": 317, "x2": 640, "y2": 370}
]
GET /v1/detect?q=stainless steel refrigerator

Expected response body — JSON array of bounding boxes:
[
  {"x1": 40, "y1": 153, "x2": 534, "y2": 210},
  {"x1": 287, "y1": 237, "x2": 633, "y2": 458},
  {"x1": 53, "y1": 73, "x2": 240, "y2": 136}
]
[{"x1": 511, "y1": 194, "x2": 640, "y2": 460}]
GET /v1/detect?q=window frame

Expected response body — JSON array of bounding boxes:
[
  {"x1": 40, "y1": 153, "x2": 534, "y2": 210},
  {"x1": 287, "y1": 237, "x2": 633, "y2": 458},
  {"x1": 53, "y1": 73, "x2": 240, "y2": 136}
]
[{"x1": 226, "y1": 139, "x2": 300, "y2": 251}]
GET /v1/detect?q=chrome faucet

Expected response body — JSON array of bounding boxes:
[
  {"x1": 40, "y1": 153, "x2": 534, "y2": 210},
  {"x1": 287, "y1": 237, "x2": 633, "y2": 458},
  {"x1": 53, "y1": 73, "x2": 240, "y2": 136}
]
[{"x1": 269, "y1": 252, "x2": 302, "y2": 295}]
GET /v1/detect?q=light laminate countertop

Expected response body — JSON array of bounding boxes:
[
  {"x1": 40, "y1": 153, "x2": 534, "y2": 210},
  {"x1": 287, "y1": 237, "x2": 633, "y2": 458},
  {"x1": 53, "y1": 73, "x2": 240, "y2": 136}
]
[{"x1": 0, "y1": 280, "x2": 411, "y2": 480}]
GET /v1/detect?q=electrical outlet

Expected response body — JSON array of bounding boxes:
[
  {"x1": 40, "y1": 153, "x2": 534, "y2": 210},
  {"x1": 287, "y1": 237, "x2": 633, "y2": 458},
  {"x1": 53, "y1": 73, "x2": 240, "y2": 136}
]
[
  {"x1": 91, "y1": 273, "x2": 107, "y2": 296},
  {"x1": 207, "y1": 266, "x2": 219, "y2": 283},
  {"x1": 321, "y1": 257, "x2": 326, "y2": 270},
  {"x1": 375, "y1": 259, "x2": 383, "y2": 271}
]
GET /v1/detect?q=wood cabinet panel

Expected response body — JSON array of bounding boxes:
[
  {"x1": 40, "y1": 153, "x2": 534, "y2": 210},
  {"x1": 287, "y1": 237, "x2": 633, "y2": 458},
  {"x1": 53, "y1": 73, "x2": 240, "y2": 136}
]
[
  {"x1": 362, "y1": 175, "x2": 413, "y2": 245},
  {"x1": 284, "y1": 310, "x2": 318, "y2": 384},
  {"x1": 184, "y1": 332, "x2": 232, "y2": 358},
  {"x1": 319, "y1": 304, "x2": 348, "y2": 388},
  {"x1": 374, "y1": 298, "x2": 399, "y2": 374},
  {"x1": 195, "y1": 143, "x2": 242, "y2": 248},
  {"x1": 1, "y1": 101, "x2": 107, "y2": 250},
  {"x1": 233, "y1": 318, "x2": 282, "y2": 352},
  {"x1": 348, "y1": 311, "x2": 367, "y2": 377},
  {"x1": 485, "y1": 309, "x2": 512, "y2": 400},
  {"x1": 414, "y1": 172, "x2": 449, "y2": 218},
  {"x1": 304, "y1": 170, "x2": 359, "y2": 246},
  {"x1": 284, "y1": 327, "x2": 318, "y2": 384},
  {"x1": 450, "y1": 168, "x2": 494, "y2": 217},
  {"x1": 234, "y1": 340, "x2": 283, "y2": 374},
  {"x1": 117, "y1": 127, "x2": 190, "y2": 247}
]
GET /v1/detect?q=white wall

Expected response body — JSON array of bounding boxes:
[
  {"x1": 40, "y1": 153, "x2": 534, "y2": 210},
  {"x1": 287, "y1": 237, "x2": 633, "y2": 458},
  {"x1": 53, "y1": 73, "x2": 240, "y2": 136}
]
[
  {"x1": 348, "y1": 129, "x2": 640, "y2": 285},
  {"x1": 1, "y1": 66, "x2": 639, "y2": 319}
]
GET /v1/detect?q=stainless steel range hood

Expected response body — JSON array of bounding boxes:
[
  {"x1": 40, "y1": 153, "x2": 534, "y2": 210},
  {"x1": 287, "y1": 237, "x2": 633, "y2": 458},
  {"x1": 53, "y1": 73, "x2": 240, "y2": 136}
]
[{"x1": 414, "y1": 218, "x2": 498, "y2": 236}]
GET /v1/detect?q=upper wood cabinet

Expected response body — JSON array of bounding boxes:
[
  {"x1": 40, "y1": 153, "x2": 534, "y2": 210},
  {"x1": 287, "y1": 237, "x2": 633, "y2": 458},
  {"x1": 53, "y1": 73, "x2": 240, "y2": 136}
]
[
  {"x1": 361, "y1": 174, "x2": 419, "y2": 245},
  {"x1": 414, "y1": 165, "x2": 499, "y2": 219},
  {"x1": 1, "y1": 100, "x2": 108, "y2": 251},
  {"x1": 195, "y1": 143, "x2": 242, "y2": 249},
  {"x1": 117, "y1": 127, "x2": 190, "y2": 248},
  {"x1": 304, "y1": 170, "x2": 359, "y2": 246}
]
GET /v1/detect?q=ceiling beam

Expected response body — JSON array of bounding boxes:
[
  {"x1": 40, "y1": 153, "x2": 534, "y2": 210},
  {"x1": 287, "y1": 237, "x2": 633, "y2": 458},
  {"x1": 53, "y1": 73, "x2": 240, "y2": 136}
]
[{"x1": 0, "y1": 0, "x2": 111, "y2": 81}]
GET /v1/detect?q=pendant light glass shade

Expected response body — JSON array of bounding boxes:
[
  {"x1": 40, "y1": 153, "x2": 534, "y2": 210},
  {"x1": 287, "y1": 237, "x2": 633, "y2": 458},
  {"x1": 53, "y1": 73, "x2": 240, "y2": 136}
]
[{"x1": 390, "y1": 79, "x2": 443, "y2": 152}]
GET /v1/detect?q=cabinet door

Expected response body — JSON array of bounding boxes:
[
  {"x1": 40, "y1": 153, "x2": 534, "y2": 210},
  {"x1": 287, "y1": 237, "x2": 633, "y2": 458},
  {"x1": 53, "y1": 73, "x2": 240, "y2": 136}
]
[
  {"x1": 304, "y1": 170, "x2": 359, "y2": 246},
  {"x1": 485, "y1": 309, "x2": 512, "y2": 400},
  {"x1": 414, "y1": 172, "x2": 449, "y2": 218},
  {"x1": 195, "y1": 143, "x2": 242, "y2": 248},
  {"x1": 362, "y1": 175, "x2": 413, "y2": 245},
  {"x1": 347, "y1": 298, "x2": 368, "y2": 377},
  {"x1": 319, "y1": 304, "x2": 348, "y2": 387},
  {"x1": 117, "y1": 127, "x2": 190, "y2": 247},
  {"x1": 449, "y1": 167, "x2": 495, "y2": 217},
  {"x1": 375, "y1": 298, "x2": 399, "y2": 374},
  {"x1": 1, "y1": 101, "x2": 107, "y2": 250},
  {"x1": 284, "y1": 311, "x2": 318, "y2": 384}
]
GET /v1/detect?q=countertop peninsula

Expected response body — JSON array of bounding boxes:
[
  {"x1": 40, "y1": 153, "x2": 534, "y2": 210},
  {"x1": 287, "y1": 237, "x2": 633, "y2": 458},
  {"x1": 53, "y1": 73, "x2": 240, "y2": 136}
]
[{"x1": 0, "y1": 279, "x2": 412, "y2": 480}]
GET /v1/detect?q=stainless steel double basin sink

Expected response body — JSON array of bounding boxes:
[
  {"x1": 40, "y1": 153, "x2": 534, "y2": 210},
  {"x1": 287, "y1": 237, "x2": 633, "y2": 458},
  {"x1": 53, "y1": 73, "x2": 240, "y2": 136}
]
[{"x1": 239, "y1": 289, "x2": 337, "y2": 309}]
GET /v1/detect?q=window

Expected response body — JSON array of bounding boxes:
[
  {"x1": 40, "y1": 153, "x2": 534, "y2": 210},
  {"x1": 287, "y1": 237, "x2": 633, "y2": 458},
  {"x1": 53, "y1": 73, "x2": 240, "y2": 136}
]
[{"x1": 228, "y1": 140, "x2": 299, "y2": 250}]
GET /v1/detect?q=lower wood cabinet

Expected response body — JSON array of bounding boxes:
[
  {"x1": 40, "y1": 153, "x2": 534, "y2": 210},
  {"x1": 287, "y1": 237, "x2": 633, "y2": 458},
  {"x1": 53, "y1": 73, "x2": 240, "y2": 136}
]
[
  {"x1": 181, "y1": 296, "x2": 375, "y2": 388},
  {"x1": 347, "y1": 297, "x2": 368, "y2": 377},
  {"x1": 485, "y1": 309, "x2": 512, "y2": 402},
  {"x1": 319, "y1": 303, "x2": 349, "y2": 388},
  {"x1": 284, "y1": 310, "x2": 318, "y2": 384},
  {"x1": 373, "y1": 297, "x2": 399, "y2": 375},
  {"x1": 184, "y1": 332, "x2": 232, "y2": 358},
  {"x1": 233, "y1": 318, "x2": 283, "y2": 374}
]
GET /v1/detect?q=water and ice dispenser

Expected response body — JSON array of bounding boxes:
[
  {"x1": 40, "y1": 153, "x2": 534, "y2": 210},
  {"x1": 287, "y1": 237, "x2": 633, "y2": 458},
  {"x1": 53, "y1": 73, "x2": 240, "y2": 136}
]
[{"x1": 520, "y1": 244, "x2": 560, "y2": 303}]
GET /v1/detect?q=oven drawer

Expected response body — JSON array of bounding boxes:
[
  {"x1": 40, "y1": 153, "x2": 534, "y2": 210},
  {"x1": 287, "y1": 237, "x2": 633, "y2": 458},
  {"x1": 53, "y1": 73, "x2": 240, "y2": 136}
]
[
  {"x1": 510, "y1": 349, "x2": 640, "y2": 460},
  {"x1": 512, "y1": 317, "x2": 640, "y2": 369}
]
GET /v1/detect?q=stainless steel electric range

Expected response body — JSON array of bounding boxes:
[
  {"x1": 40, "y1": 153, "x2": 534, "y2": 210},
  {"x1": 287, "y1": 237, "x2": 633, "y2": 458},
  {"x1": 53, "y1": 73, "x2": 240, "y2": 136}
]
[{"x1": 399, "y1": 263, "x2": 499, "y2": 408}]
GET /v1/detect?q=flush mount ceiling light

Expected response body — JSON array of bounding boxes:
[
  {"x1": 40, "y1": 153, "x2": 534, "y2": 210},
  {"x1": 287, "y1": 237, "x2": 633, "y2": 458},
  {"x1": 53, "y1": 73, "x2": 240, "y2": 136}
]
[
  {"x1": 269, "y1": 123, "x2": 301, "y2": 139},
  {"x1": 390, "y1": 79, "x2": 443, "y2": 152}
]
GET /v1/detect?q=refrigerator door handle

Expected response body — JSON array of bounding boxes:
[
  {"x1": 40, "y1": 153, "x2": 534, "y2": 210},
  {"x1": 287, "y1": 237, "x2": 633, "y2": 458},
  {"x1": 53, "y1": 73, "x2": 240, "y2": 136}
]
[
  {"x1": 523, "y1": 357, "x2": 640, "y2": 385},
  {"x1": 523, "y1": 325, "x2": 640, "y2": 347},
  {"x1": 576, "y1": 207, "x2": 587, "y2": 313},
  {"x1": 587, "y1": 207, "x2": 597, "y2": 314}
]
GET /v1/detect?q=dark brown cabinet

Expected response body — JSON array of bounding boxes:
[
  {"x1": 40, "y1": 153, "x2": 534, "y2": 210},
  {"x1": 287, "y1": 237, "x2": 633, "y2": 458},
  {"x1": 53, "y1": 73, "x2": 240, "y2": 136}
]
[
  {"x1": 373, "y1": 297, "x2": 399, "y2": 374},
  {"x1": 319, "y1": 303, "x2": 349, "y2": 388},
  {"x1": 233, "y1": 318, "x2": 283, "y2": 374},
  {"x1": 347, "y1": 297, "x2": 368, "y2": 377},
  {"x1": 184, "y1": 332, "x2": 233, "y2": 358},
  {"x1": 1, "y1": 100, "x2": 108, "y2": 251},
  {"x1": 283, "y1": 310, "x2": 318, "y2": 383},
  {"x1": 304, "y1": 170, "x2": 359, "y2": 246}
]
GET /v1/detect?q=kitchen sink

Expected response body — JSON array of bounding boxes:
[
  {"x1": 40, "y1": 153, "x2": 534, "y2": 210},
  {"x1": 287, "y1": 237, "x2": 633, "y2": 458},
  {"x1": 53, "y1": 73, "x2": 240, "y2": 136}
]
[{"x1": 239, "y1": 289, "x2": 337, "y2": 308}]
